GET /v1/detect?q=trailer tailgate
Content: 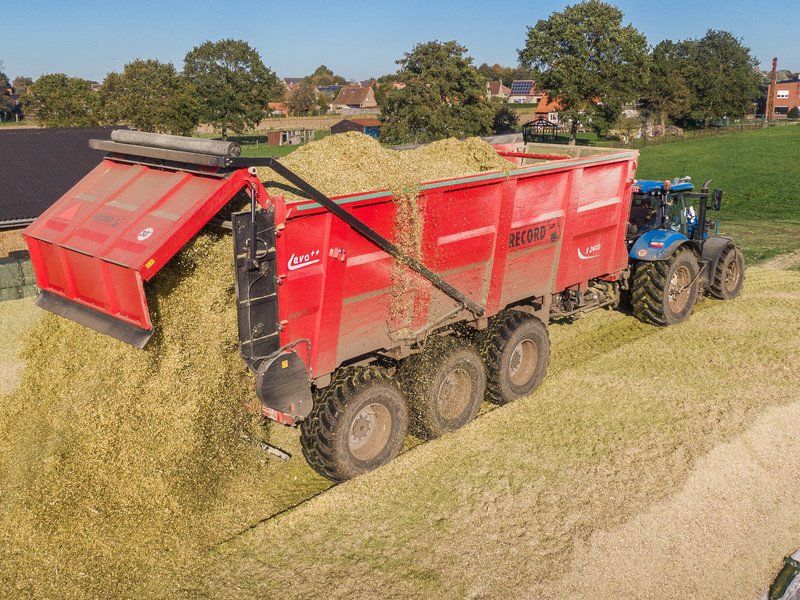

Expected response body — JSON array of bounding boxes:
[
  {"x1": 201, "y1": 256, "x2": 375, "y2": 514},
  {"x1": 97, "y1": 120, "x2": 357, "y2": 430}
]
[{"x1": 23, "y1": 158, "x2": 252, "y2": 346}]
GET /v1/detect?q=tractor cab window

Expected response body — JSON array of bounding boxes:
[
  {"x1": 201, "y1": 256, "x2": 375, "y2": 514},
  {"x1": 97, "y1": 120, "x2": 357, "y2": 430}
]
[
  {"x1": 629, "y1": 194, "x2": 659, "y2": 234},
  {"x1": 665, "y1": 193, "x2": 688, "y2": 235}
]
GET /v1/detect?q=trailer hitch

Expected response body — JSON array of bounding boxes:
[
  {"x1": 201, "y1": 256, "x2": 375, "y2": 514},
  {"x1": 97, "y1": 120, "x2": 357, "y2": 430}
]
[{"x1": 235, "y1": 157, "x2": 485, "y2": 318}]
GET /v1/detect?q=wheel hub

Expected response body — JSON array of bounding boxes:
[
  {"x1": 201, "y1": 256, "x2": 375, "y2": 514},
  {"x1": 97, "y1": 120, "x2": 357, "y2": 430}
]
[
  {"x1": 437, "y1": 368, "x2": 472, "y2": 420},
  {"x1": 725, "y1": 257, "x2": 740, "y2": 291},
  {"x1": 508, "y1": 340, "x2": 537, "y2": 387},
  {"x1": 668, "y1": 265, "x2": 692, "y2": 312},
  {"x1": 348, "y1": 402, "x2": 391, "y2": 462}
]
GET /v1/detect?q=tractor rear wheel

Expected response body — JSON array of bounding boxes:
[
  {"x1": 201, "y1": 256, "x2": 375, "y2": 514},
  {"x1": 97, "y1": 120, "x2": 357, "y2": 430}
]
[
  {"x1": 300, "y1": 367, "x2": 408, "y2": 482},
  {"x1": 480, "y1": 311, "x2": 549, "y2": 405},
  {"x1": 400, "y1": 337, "x2": 486, "y2": 440},
  {"x1": 632, "y1": 247, "x2": 700, "y2": 326},
  {"x1": 709, "y1": 245, "x2": 744, "y2": 300}
]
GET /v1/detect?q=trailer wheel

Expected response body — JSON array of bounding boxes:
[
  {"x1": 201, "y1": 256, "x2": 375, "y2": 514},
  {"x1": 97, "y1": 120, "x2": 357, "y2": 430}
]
[
  {"x1": 300, "y1": 367, "x2": 408, "y2": 482},
  {"x1": 481, "y1": 311, "x2": 550, "y2": 405},
  {"x1": 632, "y1": 247, "x2": 700, "y2": 326},
  {"x1": 708, "y1": 245, "x2": 744, "y2": 300},
  {"x1": 400, "y1": 337, "x2": 486, "y2": 440}
]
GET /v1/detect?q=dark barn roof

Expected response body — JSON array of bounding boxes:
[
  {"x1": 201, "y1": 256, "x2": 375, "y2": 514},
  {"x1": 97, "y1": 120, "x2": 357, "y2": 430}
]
[{"x1": 0, "y1": 126, "x2": 120, "y2": 228}]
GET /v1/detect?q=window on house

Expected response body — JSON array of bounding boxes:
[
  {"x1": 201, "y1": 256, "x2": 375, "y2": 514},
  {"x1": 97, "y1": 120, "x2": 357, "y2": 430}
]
[{"x1": 777, "y1": 90, "x2": 790, "y2": 99}]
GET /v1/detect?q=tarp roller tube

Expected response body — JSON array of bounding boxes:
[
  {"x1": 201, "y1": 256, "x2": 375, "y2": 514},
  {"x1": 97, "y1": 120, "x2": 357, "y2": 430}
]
[{"x1": 110, "y1": 129, "x2": 241, "y2": 157}]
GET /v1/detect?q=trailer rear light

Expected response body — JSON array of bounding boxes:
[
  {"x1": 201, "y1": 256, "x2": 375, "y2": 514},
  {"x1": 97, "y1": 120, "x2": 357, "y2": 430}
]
[{"x1": 649, "y1": 241, "x2": 665, "y2": 248}]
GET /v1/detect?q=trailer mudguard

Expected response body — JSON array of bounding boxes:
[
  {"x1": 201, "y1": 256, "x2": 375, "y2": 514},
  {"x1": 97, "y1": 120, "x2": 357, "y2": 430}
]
[
  {"x1": 255, "y1": 350, "x2": 313, "y2": 421},
  {"x1": 630, "y1": 229, "x2": 696, "y2": 262}
]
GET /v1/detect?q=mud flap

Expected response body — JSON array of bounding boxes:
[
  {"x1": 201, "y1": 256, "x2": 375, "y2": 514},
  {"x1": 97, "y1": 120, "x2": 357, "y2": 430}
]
[{"x1": 255, "y1": 350, "x2": 313, "y2": 420}]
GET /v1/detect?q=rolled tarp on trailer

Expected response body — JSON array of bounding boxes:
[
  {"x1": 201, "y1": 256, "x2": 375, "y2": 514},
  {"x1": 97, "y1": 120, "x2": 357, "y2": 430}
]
[{"x1": 110, "y1": 130, "x2": 241, "y2": 157}]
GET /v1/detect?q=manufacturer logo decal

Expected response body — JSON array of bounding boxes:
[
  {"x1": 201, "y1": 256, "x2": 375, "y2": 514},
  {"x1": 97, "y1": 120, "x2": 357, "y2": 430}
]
[
  {"x1": 636, "y1": 248, "x2": 648, "y2": 258},
  {"x1": 577, "y1": 243, "x2": 602, "y2": 260},
  {"x1": 508, "y1": 218, "x2": 562, "y2": 250},
  {"x1": 288, "y1": 249, "x2": 321, "y2": 271},
  {"x1": 137, "y1": 227, "x2": 154, "y2": 241}
]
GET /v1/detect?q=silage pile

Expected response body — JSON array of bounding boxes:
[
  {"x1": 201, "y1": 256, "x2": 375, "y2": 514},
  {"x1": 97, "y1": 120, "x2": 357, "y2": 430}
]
[
  {"x1": 257, "y1": 131, "x2": 511, "y2": 200},
  {"x1": 0, "y1": 133, "x2": 511, "y2": 597}
]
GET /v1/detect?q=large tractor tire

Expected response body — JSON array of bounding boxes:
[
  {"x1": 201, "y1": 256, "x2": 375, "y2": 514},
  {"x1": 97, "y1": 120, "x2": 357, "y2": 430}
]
[
  {"x1": 480, "y1": 311, "x2": 550, "y2": 405},
  {"x1": 400, "y1": 337, "x2": 486, "y2": 440},
  {"x1": 708, "y1": 244, "x2": 745, "y2": 300},
  {"x1": 632, "y1": 247, "x2": 700, "y2": 326},
  {"x1": 300, "y1": 367, "x2": 408, "y2": 482}
]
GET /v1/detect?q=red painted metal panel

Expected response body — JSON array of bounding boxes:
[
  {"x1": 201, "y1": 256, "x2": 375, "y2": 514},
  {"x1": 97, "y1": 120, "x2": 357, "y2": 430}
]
[
  {"x1": 24, "y1": 158, "x2": 255, "y2": 333},
  {"x1": 275, "y1": 148, "x2": 637, "y2": 379}
]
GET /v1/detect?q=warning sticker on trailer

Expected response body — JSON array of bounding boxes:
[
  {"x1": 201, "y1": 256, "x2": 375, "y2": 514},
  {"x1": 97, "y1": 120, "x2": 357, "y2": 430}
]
[{"x1": 508, "y1": 218, "x2": 561, "y2": 251}]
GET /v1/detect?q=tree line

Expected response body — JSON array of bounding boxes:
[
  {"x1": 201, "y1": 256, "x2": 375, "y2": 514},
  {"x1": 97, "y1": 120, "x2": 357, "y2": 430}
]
[{"x1": 2, "y1": 0, "x2": 769, "y2": 144}]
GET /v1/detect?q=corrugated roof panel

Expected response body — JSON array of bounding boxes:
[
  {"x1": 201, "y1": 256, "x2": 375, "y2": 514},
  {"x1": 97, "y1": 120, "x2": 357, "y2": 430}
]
[{"x1": 0, "y1": 126, "x2": 123, "y2": 227}]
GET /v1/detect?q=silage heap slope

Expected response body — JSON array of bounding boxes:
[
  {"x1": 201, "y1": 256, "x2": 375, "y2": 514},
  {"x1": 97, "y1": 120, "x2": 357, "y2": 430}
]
[
  {"x1": 194, "y1": 268, "x2": 800, "y2": 600},
  {"x1": 0, "y1": 134, "x2": 514, "y2": 598}
]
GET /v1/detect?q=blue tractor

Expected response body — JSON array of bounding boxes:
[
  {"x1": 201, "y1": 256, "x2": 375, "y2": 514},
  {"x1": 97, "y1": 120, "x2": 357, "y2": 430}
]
[{"x1": 626, "y1": 177, "x2": 745, "y2": 325}]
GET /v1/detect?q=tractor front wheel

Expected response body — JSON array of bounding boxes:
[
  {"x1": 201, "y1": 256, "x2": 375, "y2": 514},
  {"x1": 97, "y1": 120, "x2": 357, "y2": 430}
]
[
  {"x1": 632, "y1": 247, "x2": 700, "y2": 326},
  {"x1": 709, "y1": 245, "x2": 744, "y2": 300},
  {"x1": 300, "y1": 367, "x2": 408, "y2": 482}
]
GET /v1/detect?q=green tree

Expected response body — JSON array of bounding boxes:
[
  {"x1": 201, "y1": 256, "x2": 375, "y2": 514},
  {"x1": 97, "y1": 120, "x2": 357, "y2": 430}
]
[
  {"x1": 183, "y1": 39, "x2": 280, "y2": 138},
  {"x1": 518, "y1": 0, "x2": 650, "y2": 144},
  {"x1": 317, "y1": 92, "x2": 331, "y2": 114},
  {"x1": 642, "y1": 40, "x2": 691, "y2": 128},
  {"x1": 587, "y1": 102, "x2": 623, "y2": 138},
  {"x1": 477, "y1": 63, "x2": 535, "y2": 87},
  {"x1": 492, "y1": 99, "x2": 519, "y2": 133},
  {"x1": 99, "y1": 59, "x2": 200, "y2": 135},
  {"x1": 12, "y1": 76, "x2": 33, "y2": 94},
  {"x1": 787, "y1": 107, "x2": 800, "y2": 120},
  {"x1": 287, "y1": 78, "x2": 319, "y2": 116},
  {"x1": 308, "y1": 65, "x2": 346, "y2": 86},
  {"x1": 0, "y1": 69, "x2": 14, "y2": 118},
  {"x1": 25, "y1": 74, "x2": 100, "y2": 127},
  {"x1": 677, "y1": 30, "x2": 762, "y2": 126},
  {"x1": 380, "y1": 40, "x2": 494, "y2": 144}
]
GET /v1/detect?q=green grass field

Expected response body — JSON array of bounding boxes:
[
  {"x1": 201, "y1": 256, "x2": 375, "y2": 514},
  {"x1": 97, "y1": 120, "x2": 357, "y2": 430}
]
[{"x1": 635, "y1": 125, "x2": 800, "y2": 262}]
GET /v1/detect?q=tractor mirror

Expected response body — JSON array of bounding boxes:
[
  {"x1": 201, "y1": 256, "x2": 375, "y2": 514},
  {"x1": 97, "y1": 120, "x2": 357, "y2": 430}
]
[{"x1": 712, "y1": 189, "x2": 723, "y2": 211}]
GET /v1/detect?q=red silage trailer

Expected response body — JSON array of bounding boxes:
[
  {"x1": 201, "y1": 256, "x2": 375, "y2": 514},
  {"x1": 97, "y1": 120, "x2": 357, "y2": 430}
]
[{"x1": 24, "y1": 131, "x2": 638, "y2": 480}]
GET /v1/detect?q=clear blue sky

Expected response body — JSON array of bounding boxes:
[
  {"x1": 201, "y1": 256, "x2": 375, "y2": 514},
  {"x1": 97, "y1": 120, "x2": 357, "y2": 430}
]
[{"x1": 4, "y1": 0, "x2": 798, "y2": 82}]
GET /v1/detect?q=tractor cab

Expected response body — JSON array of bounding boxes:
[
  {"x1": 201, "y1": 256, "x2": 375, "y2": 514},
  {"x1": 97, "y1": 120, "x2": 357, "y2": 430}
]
[{"x1": 628, "y1": 178, "x2": 697, "y2": 237}]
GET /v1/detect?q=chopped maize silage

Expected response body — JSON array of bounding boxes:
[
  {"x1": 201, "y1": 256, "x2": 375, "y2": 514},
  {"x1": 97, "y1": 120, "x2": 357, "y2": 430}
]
[
  {"x1": 257, "y1": 132, "x2": 511, "y2": 200},
  {"x1": 258, "y1": 132, "x2": 511, "y2": 327},
  {"x1": 0, "y1": 133, "x2": 514, "y2": 597},
  {"x1": 0, "y1": 229, "x2": 27, "y2": 257}
]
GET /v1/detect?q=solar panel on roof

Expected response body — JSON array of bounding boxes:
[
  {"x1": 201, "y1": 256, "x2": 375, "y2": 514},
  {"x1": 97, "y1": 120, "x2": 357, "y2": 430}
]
[{"x1": 510, "y1": 81, "x2": 533, "y2": 95}]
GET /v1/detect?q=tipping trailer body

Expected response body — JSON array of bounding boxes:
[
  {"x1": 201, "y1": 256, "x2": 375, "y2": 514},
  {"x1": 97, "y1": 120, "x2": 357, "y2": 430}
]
[
  {"x1": 24, "y1": 134, "x2": 637, "y2": 422},
  {"x1": 268, "y1": 145, "x2": 637, "y2": 387}
]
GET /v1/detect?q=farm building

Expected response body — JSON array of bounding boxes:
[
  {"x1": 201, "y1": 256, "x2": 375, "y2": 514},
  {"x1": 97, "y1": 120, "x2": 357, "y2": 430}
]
[
  {"x1": 0, "y1": 126, "x2": 119, "y2": 230},
  {"x1": 508, "y1": 80, "x2": 542, "y2": 104},
  {"x1": 535, "y1": 95, "x2": 562, "y2": 123},
  {"x1": 266, "y1": 129, "x2": 315, "y2": 146},
  {"x1": 330, "y1": 118, "x2": 381, "y2": 139},
  {"x1": 486, "y1": 80, "x2": 511, "y2": 100},
  {"x1": 267, "y1": 102, "x2": 289, "y2": 116},
  {"x1": 771, "y1": 78, "x2": 800, "y2": 116},
  {"x1": 332, "y1": 85, "x2": 378, "y2": 111}
]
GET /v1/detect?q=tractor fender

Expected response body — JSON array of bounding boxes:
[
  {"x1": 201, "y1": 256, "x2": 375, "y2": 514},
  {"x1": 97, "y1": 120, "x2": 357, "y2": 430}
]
[
  {"x1": 699, "y1": 235, "x2": 737, "y2": 285},
  {"x1": 629, "y1": 229, "x2": 699, "y2": 262}
]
